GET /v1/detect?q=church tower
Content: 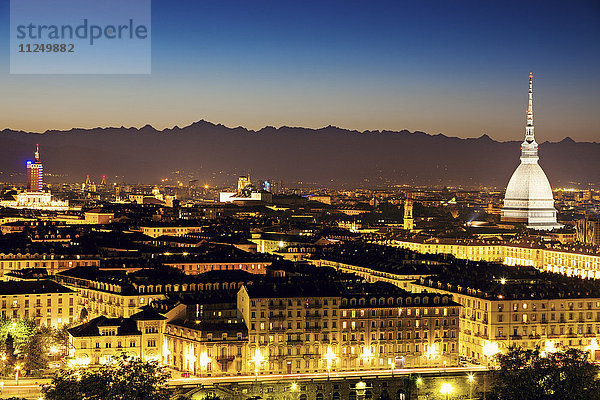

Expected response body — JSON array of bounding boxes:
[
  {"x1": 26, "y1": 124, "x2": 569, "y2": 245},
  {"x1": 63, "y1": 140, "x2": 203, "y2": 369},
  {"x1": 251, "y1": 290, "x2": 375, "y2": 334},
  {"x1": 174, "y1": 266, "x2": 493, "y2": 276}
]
[{"x1": 404, "y1": 193, "x2": 414, "y2": 231}]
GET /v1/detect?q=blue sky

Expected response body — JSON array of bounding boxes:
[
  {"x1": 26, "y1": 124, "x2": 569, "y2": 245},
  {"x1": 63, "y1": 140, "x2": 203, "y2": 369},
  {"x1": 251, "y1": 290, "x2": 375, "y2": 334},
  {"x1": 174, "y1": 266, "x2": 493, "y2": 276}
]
[{"x1": 0, "y1": 0, "x2": 599, "y2": 141}]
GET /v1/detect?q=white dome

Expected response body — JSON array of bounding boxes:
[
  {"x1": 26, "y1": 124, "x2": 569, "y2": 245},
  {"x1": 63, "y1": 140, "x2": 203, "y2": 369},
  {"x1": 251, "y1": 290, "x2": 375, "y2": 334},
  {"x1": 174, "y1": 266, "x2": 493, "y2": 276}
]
[
  {"x1": 502, "y1": 161, "x2": 560, "y2": 230},
  {"x1": 504, "y1": 163, "x2": 554, "y2": 201}
]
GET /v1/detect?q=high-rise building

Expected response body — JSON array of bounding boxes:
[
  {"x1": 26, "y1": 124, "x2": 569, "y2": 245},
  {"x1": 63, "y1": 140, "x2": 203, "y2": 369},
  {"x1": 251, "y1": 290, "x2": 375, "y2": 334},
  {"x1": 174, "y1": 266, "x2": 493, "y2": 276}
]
[
  {"x1": 26, "y1": 144, "x2": 43, "y2": 192},
  {"x1": 501, "y1": 73, "x2": 561, "y2": 230}
]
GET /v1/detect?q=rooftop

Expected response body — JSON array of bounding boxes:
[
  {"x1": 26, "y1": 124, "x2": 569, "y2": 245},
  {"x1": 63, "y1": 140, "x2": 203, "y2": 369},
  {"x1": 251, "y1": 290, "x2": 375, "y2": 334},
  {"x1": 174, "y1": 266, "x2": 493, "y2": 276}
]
[{"x1": 0, "y1": 280, "x2": 73, "y2": 295}]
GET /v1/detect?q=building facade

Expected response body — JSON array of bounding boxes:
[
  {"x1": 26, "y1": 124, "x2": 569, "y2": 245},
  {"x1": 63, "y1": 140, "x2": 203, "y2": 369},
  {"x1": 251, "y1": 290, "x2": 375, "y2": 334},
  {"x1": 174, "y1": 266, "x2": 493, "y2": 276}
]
[
  {"x1": 0, "y1": 280, "x2": 76, "y2": 327},
  {"x1": 0, "y1": 253, "x2": 100, "y2": 278},
  {"x1": 68, "y1": 308, "x2": 166, "y2": 366},
  {"x1": 236, "y1": 282, "x2": 459, "y2": 376},
  {"x1": 393, "y1": 238, "x2": 600, "y2": 279}
]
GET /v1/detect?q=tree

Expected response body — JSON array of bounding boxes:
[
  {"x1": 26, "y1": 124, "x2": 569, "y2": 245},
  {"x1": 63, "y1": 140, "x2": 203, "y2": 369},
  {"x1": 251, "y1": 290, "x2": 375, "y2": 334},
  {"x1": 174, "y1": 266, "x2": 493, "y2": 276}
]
[
  {"x1": 42, "y1": 353, "x2": 171, "y2": 400},
  {"x1": 5, "y1": 332, "x2": 15, "y2": 361},
  {"x1": 0, "y1": 319, "x2": 36, "y2": 354},
  {"x1": 24, "y1": 331, "x2": 49, "y2": 375},
  {"x1": 491, "y1": 345, "x2": 600, "y2": 400}
]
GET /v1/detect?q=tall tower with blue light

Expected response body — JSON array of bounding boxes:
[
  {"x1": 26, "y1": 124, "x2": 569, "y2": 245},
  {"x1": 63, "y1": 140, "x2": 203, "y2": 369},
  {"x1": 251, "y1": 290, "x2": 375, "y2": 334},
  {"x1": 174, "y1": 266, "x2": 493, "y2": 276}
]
[{"x1": 26, "y1": 144, "x2": 43, "y2": 192}]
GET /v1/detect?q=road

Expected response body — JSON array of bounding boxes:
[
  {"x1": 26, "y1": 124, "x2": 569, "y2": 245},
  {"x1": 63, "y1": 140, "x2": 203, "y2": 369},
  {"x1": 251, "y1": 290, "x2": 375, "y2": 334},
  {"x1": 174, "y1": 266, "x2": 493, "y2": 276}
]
[
  {"x1": 167, "y1": 365, "x2": 489, "y2": 387},
  {"x1": 0, "y1": 365, "x2": 489, "y2": 398}
]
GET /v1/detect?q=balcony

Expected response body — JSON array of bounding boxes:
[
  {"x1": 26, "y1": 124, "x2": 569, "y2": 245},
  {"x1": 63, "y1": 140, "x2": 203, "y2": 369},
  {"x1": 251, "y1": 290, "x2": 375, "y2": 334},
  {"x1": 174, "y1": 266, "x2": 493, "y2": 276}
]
[
  {"x1": 305, "y1": 314, "x2": 321, "y2": 320},
  {"x1": 302, "y1": 353, "x2": 321, "y2": 358},
  {"x1": 509, "y1": 335, "x2": 522, "y2": 340},
  {"x1": 216, "y1": 355, "x2": 235, "y2": 363},
  {"x1": 269, "y1": 303, "x2": 287, "y2": 310},
  {"x1": 269, "y1": 315, "x2": 286, "y2": 321},
  {"x1": 305, "y1": 302, "x2": 322, "y2": 309}
]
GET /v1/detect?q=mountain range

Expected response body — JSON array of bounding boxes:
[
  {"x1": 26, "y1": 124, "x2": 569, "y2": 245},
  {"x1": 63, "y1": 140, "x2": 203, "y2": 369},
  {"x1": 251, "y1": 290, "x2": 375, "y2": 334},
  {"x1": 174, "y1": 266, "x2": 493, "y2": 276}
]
[{"x1": 0, "y1": 121, "x2": 598, "y2": 188}]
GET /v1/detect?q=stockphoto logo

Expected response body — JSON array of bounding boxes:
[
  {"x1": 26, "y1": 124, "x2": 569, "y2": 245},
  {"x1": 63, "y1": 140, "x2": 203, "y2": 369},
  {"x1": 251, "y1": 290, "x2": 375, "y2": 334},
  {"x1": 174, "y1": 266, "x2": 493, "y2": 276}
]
[
  {"x1": 16, "y1": 19, "x2": 149, "y2": 46},
  {"x1": 10, "y1": 0, "x2": 151, "y2": 74}
]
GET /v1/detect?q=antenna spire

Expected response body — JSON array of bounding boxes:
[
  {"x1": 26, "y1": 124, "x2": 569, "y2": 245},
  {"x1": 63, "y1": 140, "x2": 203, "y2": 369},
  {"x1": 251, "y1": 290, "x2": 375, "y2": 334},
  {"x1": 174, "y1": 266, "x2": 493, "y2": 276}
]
[{"x1": 34, "y1": 144, "x2": 40, "y2": 162}]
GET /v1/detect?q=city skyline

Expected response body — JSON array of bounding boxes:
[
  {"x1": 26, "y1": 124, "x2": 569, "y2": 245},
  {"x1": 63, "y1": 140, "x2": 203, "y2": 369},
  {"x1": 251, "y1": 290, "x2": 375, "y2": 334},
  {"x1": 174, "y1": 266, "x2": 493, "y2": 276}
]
[
  {"x1": 0, "y1": 0, "x2": 599, "y2": 142},
  {"x1": 1, "y1": 1, "x2": 600, "y2": 399}
]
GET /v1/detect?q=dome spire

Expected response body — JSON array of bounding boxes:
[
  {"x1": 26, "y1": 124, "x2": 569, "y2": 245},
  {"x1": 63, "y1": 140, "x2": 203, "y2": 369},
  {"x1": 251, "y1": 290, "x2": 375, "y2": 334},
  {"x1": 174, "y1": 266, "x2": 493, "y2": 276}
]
[
  {"x1": 520, "y1": 72, "x2": 538, "y2": 163},
  {"x1": 526, "y1": 72, "x2": 534, "y2": 142}
]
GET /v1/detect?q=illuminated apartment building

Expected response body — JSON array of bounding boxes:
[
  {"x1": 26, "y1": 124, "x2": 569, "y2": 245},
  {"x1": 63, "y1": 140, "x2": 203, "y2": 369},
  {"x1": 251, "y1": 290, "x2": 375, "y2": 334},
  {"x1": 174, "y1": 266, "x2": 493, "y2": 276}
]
[
  {"x1": 236, "y1": 281, "x2": 459, "y2": 376},
  {"x1": 67, "y1": 308, "x2": 166, "y2": 366},
  {"x1": 0, "y1": 252, "x2": 100, "y2": 278},
  {"x1": 394, "y1": 238, "x2": 600, "y2": 279},
  {"x1": 55, "y1": 266, "x2": 255, "y2": 320},
  {"x1": 140, "y1": 224, "x2": 203, "y2": 238},
  {"x1": 0, "y1": 280, "x2": 76, "y2": 327},
  {"x1": 408, "y1": 275, "x2": 600, "y2": 364},
  {"x1": 145, "y1": 294, "x2": 249, "y2": 376}
]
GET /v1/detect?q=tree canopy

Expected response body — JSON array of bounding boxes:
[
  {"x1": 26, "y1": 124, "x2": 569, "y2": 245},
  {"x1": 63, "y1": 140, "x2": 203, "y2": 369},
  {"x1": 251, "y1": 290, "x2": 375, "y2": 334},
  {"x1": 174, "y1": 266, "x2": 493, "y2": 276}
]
[
  {"x1": 41, "y1": 353, "x2": 171, "y2": 400},
  {"x1": 491, "y1": 346, "x2": 600, "y2": 400}
]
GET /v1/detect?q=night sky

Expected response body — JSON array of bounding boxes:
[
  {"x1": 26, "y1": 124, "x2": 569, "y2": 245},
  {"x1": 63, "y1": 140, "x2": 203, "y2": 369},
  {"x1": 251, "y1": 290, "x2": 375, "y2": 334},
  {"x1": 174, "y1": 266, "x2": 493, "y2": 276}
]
[{"x1": 0, "y1": 0, "x2": 598, "y2": 142}]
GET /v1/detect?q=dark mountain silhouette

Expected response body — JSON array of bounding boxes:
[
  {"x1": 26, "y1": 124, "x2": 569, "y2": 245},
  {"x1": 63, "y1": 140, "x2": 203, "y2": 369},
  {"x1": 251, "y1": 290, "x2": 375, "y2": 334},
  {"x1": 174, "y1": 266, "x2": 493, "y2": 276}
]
[{"x1": 0, "y1": 121, "x2": 598, "y2": 188}]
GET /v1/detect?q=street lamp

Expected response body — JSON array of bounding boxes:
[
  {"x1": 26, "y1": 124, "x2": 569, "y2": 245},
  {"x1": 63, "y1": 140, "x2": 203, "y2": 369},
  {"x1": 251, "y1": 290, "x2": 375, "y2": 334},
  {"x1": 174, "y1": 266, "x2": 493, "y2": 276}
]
[
  {"x1": 184, "y1": 347, "x2": 196, "y2": 375},
  {"x1": 198, "y1": 351, "x2": 210, "y2": 377},
  {"x1": 586, "y1": 339, "x2": 599, "y2": 361},
  {"x1": 467, "y1": 374, "x2": 475, "y2": 400},
  {"x1": 251, "y1": 348, "x2": 264, "y2": 383},
  {"x1": 388, "y1": 360, "x2": 395, "y2": 377},
  {"x1": 415, "y1": 377, "x2": 422, "y2": 399},
  {"x1": 323, "y1": 347, "x2": 337, "y2": 379},
  {"x1": 14, "y1": 364, "x2": 21, "y2": 386},
  {"x1": 425, "y1": 343, "x2": 439, "y2": 367},
  {"x1": 356, "y1": 381, "x2": 367, "y2": 400},
  {"x1": 361, "y1": 347, "x2": 373, "y2": 368},
  {"x1": 440, "y1": 382, "x2": 454, "y2": 400},
  {"x1": 482, "y1": 341, "x2": 501, "y2": 367},
  {"x1": 541, "y1": 340, "x2": 557, "y2": 358},
  {"x1": 290, "y1": 382, "x2": 298, "y2": 399}
]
